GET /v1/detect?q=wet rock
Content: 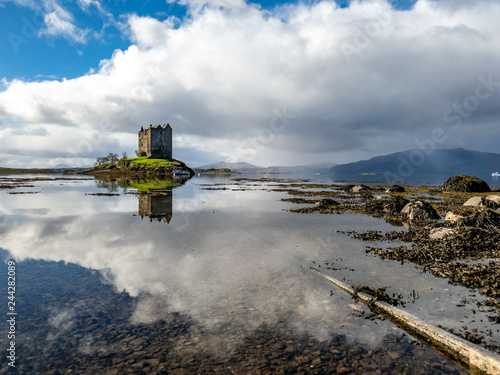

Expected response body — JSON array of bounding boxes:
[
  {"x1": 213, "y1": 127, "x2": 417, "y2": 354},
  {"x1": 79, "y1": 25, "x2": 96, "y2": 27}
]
[
  {"x1": 400, "y1": 201, "x2": 440, "y2": 221},
  {"x1": 147, "y1": 358, "x2": 160, "y2": 367},
  {"x1": 486, "y1": 194, "x2": 500, "y2": 205},
  {"x1": 129, "y1": 338, "x2": 145, "y2": 347},
  {"x1": 294, "y1": 356, "x2": 310, "y2": 365},
  {"x1": 463, "y1": 196, "x2": 498, "y2": 209},
  {"x1": 170, "y1": 369, "x2": 190, "y2": 375},
  {"x1": 445, "y1": 211, "x2": 465, "y2": 223},
  {"x1": 360, "y1": 192, "x2": 374, "y2": 202},
  {"x1": 385, "y1": 185, "x2": 405, "y2": 193},
  {"x1": 336, "y1": 365, "x2": 351, "y2": 373},
  {"x1": 112, "y1": 358, "x2": 124, "y2": 365},
  {"x1": 384, "y1": 197, "x2": 410, "y2": 216},
  {"x1": 457, "y1": 208, "x2": 500, "y2": 229},
  {"x1": 429, "y1": 228, "x2": 455, "y2": 240},
  {"x1": 311, "y1": 357, "x2": 321, "y2": 367},
  {"x1": 315, "y1": 198, "x2": 338, "y2": 206},
  {"x1": 352, "y1": 185, "x2": 372, "y2": 193},
  {"x1": 442, "y1": 175, "x2": 490, "y2": 192}
]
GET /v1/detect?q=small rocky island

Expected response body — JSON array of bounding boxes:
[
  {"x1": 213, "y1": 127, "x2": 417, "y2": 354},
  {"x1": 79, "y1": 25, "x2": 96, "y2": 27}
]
[{"x1": 85, "y1": 124, "x2": 194, "y2": 177}]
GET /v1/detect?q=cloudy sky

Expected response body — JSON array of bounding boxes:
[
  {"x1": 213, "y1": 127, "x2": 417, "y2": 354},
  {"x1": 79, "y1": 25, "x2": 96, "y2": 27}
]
[{"x1": 0, "y1": 0, "x2": 499, "y2": 168}]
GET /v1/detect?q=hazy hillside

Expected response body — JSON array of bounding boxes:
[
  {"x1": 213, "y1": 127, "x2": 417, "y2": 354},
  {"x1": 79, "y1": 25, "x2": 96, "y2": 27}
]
[
  {"x1": 197, "y1": 161, "x2": 262, "y2": 170},
  {"x1": 197, "y1": 161, "x2": 336, "y2": 174},
  {"x1": 330, "y1": 148, "x2": 500, "y2": 180},
  {"x1": 50, "y1": 164, "x2": 73, "y2": 169}
]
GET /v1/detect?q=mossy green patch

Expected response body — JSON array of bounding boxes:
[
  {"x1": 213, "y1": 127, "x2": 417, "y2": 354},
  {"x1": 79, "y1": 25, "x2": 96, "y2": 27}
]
[
  {"x1": 95, "y1": 163, "x2": 116, "y2": 170},
  {"x1": 119, "y1": 157, "x2": 179, "y2": 169}
]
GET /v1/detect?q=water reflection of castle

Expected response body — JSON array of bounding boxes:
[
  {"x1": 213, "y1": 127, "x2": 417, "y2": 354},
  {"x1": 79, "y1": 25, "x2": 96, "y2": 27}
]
[{"x1": 138, "y1": 190, "x2": 173, "y2": 223}]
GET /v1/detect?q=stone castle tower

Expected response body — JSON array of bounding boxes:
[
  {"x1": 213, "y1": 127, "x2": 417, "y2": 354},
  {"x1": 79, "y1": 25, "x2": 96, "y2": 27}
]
[{"x1": 138, "y1": 124, "x2": 172, "y2": 159}]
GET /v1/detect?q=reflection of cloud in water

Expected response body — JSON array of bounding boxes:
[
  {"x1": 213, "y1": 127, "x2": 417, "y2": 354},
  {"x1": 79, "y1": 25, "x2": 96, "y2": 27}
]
[
  {"x1": 12, "y1": 208, "x2": 51, "y2": 215},
  {"x1": 1, "y1": 192, "x2": 403, "y2": 354}
]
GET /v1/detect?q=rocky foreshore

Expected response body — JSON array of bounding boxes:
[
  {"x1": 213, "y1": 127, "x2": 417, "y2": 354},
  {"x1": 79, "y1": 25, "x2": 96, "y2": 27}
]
[{"x1": 277, "y1": 176, "x2": 500, "y2": 316}]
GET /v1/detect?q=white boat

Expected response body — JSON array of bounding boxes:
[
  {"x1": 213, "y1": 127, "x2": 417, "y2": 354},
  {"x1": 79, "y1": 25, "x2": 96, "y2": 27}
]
[{"x1": 493, "y1": 172, "x2": 500, "y2": 177}]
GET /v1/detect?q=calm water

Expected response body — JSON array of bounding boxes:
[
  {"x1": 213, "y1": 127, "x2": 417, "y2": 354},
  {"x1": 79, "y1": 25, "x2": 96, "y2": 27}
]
[{"x1": 0, "y1": 174, "x2": 498, "y2": 373}]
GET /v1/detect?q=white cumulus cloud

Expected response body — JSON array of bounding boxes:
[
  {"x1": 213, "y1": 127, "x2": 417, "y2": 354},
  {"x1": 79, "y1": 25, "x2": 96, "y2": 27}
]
[
  {"x1": 39, "y1": 3, "x2": 90, "y2": 43},
  {"x1": 1, "y1": 0, "x2": 500, "y2": 167}
]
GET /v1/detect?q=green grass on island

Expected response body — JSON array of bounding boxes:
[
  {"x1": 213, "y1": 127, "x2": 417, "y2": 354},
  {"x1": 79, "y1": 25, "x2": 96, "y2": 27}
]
[
  {"x1": 94, "y1": 163, "x2": 117, "y2": 170},
  {"x1": 118, "y1": 157, "x2": 180, "y2": 169}
]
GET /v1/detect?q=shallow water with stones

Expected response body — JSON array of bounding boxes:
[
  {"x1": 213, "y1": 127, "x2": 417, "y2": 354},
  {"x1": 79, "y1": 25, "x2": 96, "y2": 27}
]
[{"x1": 0, "y1": 173, "x2": 499, "y2": 374}]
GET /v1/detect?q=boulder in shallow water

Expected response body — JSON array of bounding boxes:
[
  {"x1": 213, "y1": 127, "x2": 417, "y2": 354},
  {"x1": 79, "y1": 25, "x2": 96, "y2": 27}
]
[
  {"x1": 400, "y1": 201, "x2": 440, "y2": 221},
  {"x1": 463, "y1": 196, "x2": 498, "y2": 209},
  {"x1": 385, "y1": 185, "x2": 405, "y2": 193},
  {"x1": 486, "y1": 195, "x2": 500, "y2": 205},
  {"x1": 457, "y1": 209, "x2": 500, "y2": 229},
  {"x1": 442, "y1": 175, "x2": 490, "y2": 193},
  {"x1": 315, "y1": 199, "x2": 338, "y2": 206},
  {"x1": 384, "y1": 196, "x2": 410, "y2": 216},
  {"x1": 351, "y1": 185, "x2": 372, "y2": 193}
]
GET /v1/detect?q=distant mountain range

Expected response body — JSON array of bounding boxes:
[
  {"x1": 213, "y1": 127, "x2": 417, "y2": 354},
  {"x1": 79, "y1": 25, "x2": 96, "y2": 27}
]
[
  {"x1": 196, "y1": 161, "x2": 337, "y2": 174},
  {"x1": 50, "y1": 164, "x2": 73, "y2": 169},
  {"x1": 197, "y1": 161, "x2": 263, "y2": 171},
  {"x1": 330, "y1": 148, "x2": 500, "y2": 180},
  {"x1": 49, "y1": 164, "x2": 93, "y2": 170},
  {"x1": 193, "y1": 148, "x2": 500, "y2": 180}
]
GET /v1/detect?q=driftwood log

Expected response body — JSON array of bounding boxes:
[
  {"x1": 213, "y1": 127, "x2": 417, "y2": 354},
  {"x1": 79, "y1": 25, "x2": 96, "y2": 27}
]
[{"x1": 311, "y1": 267, "x2": 500, "y2": 374}]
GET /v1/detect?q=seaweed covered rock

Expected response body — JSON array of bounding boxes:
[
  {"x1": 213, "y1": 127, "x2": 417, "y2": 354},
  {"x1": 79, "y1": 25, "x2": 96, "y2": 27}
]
[
  {"x1": 456, "y1": 209, "x2": 500, "y2": 229},
  {"x1": 486, "y1": 195, "x2": 500, "y2": 205},
  {"x1": 442, "y1": 175, "x2": 490, "y2": 193},
  {"x1": 400, "y1": 200, "x2": 440, "y2": 221},
  {"x1": 351, "y1": 185, "x2": 372, "y2": 193},
  {"x1": 429, "y1": 227, "x2": 455, "y2": 240},
  {"x1": 384, "y1": 196, "x2": 410, "y2": 216},
  {"x1": 385, "y1": 185, "x2": 405, "y2": 193},
  {"x1": 463, "y1": 196, "x2": 498, "y2": 209},
  {"x1": 315, "y1": 199, "x2": 338, "y2": 206}
]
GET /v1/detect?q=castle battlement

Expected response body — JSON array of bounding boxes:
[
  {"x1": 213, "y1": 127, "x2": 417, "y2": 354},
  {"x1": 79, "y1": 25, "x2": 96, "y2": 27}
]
[{"x1": 138, "y1": 124, "x2": 172, "y2": 159}]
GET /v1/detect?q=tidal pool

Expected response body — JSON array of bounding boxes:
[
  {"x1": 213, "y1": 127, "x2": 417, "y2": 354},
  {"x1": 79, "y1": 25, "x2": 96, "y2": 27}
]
[{"x1": 0, "y1": 174, "x2": 497, "y2": 373}]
